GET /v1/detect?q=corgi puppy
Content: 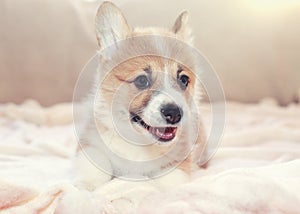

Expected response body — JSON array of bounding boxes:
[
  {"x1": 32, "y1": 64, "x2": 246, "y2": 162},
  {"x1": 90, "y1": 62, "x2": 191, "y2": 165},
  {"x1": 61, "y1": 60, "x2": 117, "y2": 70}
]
[{"x1": 75, "y1": 1, "x2": 207, "y2": 190}]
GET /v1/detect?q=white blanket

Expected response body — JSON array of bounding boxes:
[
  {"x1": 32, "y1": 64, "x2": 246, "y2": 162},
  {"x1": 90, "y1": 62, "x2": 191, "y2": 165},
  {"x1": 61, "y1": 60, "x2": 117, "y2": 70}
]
[{"x1": 0, "y1": 100, "x2": 299, "y2": 213}]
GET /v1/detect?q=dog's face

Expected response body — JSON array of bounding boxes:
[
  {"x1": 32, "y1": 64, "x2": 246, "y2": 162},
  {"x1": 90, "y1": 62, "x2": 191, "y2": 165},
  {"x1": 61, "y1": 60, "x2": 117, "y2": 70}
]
[
  {"x1": 99, "y1": 56, "x2": 197, "y2": 144},
  {"x1": 94, "y1": 2, "x2": 200, "y2": 146}
]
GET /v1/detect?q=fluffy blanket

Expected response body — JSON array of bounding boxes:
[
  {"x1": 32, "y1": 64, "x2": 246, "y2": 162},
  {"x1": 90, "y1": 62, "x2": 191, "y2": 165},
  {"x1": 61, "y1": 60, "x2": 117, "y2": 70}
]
[{"x1": 0, "y1": 99, "x2": 299, "y2": 214}]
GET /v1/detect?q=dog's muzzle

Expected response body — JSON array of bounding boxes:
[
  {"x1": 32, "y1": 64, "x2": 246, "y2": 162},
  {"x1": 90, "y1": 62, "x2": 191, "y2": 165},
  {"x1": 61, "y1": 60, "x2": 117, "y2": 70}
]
[{"x1": 131, "y1": 113, "x2": 177, "y2": 142}]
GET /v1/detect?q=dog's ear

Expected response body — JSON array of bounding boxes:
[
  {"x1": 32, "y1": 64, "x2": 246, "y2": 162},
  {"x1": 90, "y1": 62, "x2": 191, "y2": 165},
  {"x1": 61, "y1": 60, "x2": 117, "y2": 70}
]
[
  {"x1": 95, "y1": 2, "x2": 131, "y2": 49},
  {"x1": 172, "y1": 11, "x2": 193, "y2": 44}
]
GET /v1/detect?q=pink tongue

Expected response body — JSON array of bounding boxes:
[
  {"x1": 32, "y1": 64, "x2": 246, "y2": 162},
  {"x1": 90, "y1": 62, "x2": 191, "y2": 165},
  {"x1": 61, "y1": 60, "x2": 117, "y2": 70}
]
[{"x1": 151, "y1": 127, "x2": 177, "y2": 140}]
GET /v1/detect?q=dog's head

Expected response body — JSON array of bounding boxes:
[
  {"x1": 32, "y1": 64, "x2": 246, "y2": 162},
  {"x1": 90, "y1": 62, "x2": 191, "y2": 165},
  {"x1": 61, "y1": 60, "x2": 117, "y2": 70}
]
[{"x1": 94, "y1": 2, "x2": 201, "y2": 146}]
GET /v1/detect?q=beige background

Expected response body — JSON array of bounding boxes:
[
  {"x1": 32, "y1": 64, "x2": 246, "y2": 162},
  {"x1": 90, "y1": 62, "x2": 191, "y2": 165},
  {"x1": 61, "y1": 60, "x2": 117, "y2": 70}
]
[{"x1": 0, "y1": 0, "x2": 299, "y2": 106}]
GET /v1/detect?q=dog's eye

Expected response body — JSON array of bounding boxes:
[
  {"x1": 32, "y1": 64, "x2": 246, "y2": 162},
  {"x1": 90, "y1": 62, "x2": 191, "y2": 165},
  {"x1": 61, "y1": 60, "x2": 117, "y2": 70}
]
[
  {"x1": 134, "y1": 75, "x2": 150, "y2": 89},
  {"x1": 178, "y1": 75, "x2": 189, "y2": 90}
]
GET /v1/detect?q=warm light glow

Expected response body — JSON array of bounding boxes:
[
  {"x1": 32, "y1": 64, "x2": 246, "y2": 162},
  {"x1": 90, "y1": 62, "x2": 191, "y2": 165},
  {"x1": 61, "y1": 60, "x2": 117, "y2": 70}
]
[{"x1": 239, "y1": 0, "x2": 299, "y2": 16}]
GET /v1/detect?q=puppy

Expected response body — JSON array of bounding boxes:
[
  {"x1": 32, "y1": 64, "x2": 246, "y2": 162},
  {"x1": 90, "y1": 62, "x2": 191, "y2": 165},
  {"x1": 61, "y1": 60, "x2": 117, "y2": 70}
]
[{"x1": 75, "y1": 1, "x2": 207, "y2": 190}]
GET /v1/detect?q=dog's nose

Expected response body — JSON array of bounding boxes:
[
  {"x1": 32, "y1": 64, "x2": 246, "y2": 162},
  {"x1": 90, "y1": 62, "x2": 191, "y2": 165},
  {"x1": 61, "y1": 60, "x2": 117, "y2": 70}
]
[{"x1": 160, "y1": 104, "x2": 183, "y2": 124}]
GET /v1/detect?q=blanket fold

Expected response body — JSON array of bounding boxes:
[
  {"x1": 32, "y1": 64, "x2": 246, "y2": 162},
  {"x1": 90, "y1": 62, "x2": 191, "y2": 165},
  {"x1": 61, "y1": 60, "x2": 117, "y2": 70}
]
[{"x1": 0, "y1": 100, "x2": 299, "y2": 213}]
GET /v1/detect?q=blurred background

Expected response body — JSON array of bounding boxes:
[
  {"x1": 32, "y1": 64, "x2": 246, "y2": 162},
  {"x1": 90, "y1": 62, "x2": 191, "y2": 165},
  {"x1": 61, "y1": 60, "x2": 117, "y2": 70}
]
[{"x1": 0, "y1": 0, "x2": 299, "y2": 106}]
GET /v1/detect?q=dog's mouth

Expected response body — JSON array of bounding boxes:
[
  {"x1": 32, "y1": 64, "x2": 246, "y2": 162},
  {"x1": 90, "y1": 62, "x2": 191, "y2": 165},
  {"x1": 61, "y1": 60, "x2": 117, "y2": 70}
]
[{"x1": 131, "y1": 113, "x2": 177, "y2": 142}]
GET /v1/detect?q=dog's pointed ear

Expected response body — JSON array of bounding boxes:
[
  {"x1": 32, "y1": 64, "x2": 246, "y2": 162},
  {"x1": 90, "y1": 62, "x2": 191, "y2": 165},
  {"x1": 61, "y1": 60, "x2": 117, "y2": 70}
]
[
  {"x1": 172, "y1": 11, "x2": 193, "y2": 44},
  {"x1": 95, "y1": 2, "x2": 131, "y2": 49}
]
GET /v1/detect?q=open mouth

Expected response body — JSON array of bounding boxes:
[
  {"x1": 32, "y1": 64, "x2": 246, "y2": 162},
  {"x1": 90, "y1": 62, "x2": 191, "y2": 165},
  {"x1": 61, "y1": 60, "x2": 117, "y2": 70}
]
[{"x1": 131, "y1": 113, "x2": 177, "y2": 142}]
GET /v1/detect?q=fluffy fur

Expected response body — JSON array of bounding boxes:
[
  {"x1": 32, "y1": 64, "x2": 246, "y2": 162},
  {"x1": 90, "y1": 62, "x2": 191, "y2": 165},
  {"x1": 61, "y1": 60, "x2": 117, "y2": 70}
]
[{"x1": 75, "y1": 1, "x2": 207, "y2": 190}]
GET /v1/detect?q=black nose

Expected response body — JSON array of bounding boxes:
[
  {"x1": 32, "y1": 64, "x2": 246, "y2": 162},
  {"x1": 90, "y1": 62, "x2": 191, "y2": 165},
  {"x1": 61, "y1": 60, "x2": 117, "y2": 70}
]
[{"x1": 160, "y1": 104, "x2": 183, "y2": 124}]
